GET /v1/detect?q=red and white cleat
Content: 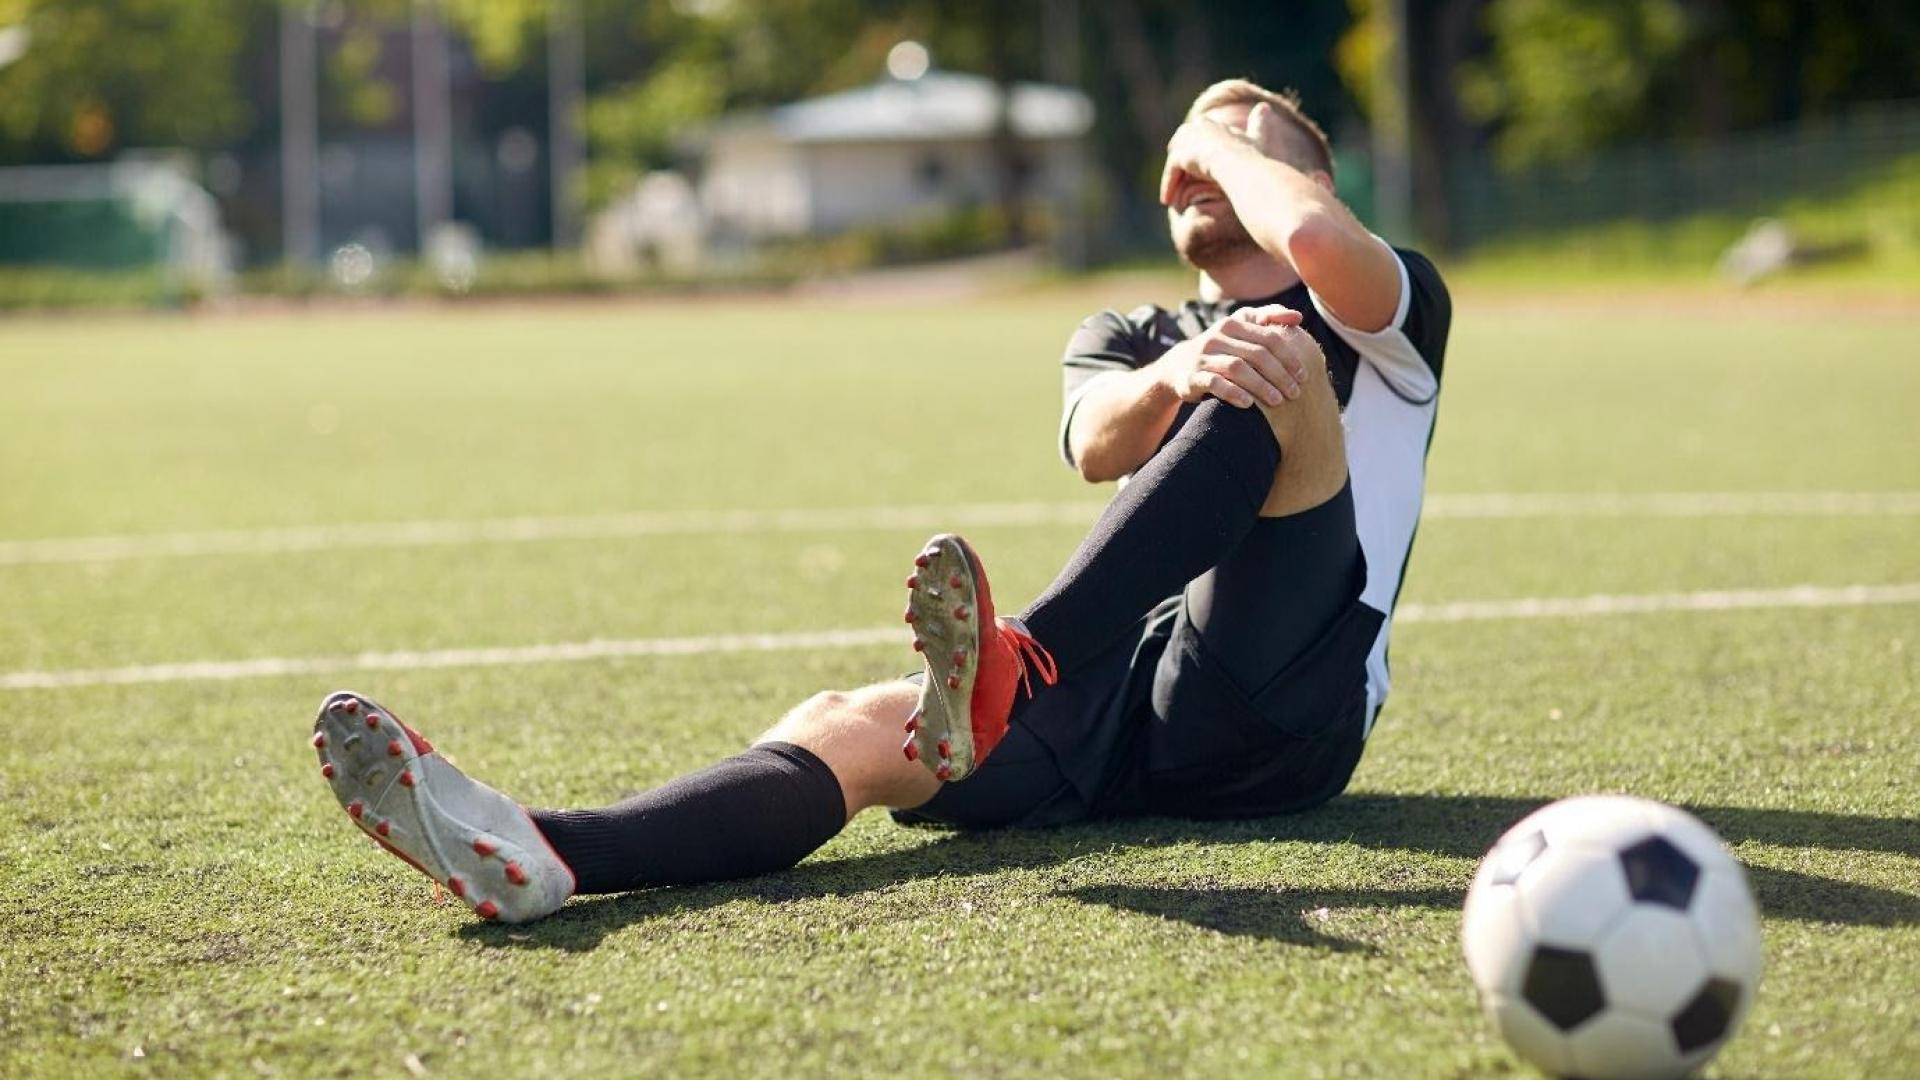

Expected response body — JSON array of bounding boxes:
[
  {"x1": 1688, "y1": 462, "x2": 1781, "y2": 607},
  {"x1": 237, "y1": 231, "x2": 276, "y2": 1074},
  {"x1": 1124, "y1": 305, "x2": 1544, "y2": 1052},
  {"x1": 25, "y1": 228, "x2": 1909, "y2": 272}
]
[
  {"x1": 902, "y1": 534, "x2": 1057, "y2": 782},
  {"x1": 311, "y1": 691, "x2": 574, "y2": 923}
]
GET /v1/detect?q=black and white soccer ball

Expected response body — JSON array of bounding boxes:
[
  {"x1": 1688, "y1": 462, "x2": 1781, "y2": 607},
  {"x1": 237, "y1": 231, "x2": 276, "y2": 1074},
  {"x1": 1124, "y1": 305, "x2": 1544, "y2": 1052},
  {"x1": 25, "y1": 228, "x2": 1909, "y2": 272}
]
[{"x1": 1462, "y1": 795, "x2": 1763, "y2": 1079}]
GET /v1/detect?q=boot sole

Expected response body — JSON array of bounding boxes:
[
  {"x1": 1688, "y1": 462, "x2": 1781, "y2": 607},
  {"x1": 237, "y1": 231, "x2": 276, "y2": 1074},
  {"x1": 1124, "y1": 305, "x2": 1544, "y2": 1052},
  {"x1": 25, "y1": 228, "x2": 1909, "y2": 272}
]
[
  {"x1": 310, "y1": 691, "x2": 571, "y2": 923},
  {"x1": 904, "y1": 534, "x2": 984, "y2": 781}
]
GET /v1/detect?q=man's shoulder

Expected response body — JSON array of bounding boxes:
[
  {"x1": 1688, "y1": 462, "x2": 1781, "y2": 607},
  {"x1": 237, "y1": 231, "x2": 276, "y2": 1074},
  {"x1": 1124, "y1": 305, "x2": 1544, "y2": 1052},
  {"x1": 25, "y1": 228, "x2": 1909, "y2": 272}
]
[
  {"x1": 1388, "y1": 247, "x2": 1452, "y2": 308},
  {"x1": 1065, "y1": 303, "x2": 1186, "y2": 367}
]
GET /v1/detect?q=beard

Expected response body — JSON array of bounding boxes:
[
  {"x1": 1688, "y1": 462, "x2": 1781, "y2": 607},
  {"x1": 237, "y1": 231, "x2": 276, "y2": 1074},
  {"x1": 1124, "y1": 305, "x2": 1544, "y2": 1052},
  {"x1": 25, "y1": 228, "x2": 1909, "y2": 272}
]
[{"x1": 1171, "y1": 206, "x2": 1263, "y2": 272}]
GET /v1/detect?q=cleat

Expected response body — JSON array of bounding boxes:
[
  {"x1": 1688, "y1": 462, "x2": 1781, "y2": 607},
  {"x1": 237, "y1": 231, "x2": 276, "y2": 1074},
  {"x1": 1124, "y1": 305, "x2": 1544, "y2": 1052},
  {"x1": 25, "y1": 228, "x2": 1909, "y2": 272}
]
[
  {"x1": 310, "y1": 691, "x2": 575, "y2": 924},
  {"x1": 913, "y1": 554, "x2": 930, "y2": 569},
  {"x1": 902, "y1": 738, "x2": 919, "y2": 762},
  {"x1": 906, "y1": 575, "x2": 920, "y2": 589},
  {"x1": 904, "y1": 709, "x2": 921, "y2": 733},
  {"x1": 340, "y1": 699, "x2": 358, "y2": 714},
  {"x1": 900, "y1": 535, "x2": 1059, "y2": 782},
  {"x1": 903, "y1": 608, "x2": 918, "y2": 624},
  {"x1": 321, "y1": 763, "x2": 336, "y2": 779},
  {"x1": 366, "y1": 714, "x2": 380, "y2": 729},
  {"x1": 312, "y1": 732, "x2": 326, "y2": 749}
]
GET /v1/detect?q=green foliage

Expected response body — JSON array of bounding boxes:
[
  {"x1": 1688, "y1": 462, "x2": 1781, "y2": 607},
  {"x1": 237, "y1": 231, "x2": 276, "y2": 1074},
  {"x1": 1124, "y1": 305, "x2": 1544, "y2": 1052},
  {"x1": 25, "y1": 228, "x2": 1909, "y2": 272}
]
[
  {"x1": 1459, "y1": 0, "x2": 1689, "y2": 167},
  {"x1": 0, "y1": 0, "x2": 254, "y2": 159}
]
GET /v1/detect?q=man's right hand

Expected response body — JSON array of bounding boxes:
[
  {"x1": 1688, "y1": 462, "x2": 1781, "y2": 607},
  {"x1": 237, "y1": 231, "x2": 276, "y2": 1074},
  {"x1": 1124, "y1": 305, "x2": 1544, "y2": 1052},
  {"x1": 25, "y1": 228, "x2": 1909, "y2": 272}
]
[{"x1": 1152, "y1": 305, "x2": 1314, "y2": 409}]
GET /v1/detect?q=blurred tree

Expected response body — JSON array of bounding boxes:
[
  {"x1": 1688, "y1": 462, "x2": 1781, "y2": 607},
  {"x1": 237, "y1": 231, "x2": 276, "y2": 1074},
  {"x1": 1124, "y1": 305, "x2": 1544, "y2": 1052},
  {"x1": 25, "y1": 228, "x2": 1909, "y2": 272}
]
[
  {"x1": 1457, "y1": 0, "x2": 1920, "y2": 167},
  {"x1": 1457, "y1": 0, "x2": 1690, "y2": 166},
  {"x1": 0, "y1": 0, "x2": 257, "y2": 162}
]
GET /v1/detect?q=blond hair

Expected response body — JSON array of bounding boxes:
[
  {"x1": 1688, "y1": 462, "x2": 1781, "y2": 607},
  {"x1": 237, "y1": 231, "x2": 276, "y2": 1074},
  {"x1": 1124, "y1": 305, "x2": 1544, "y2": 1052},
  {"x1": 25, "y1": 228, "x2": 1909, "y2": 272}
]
[{"x1": 1186, "y1": 79, "x2": 1334, "y2": 177}]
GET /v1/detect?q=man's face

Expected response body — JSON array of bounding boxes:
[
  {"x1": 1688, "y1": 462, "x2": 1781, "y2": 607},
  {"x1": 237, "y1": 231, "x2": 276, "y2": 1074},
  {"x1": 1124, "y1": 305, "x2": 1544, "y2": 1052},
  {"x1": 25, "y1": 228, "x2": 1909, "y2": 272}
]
[{"x1": 1168, "y1": 103, "x2": 1261, "y2": 271}]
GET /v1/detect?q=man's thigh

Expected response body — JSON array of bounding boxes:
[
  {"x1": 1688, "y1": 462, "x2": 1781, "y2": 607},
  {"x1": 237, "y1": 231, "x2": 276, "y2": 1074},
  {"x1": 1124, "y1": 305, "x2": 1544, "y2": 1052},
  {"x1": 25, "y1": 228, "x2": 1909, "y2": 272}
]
[{"x1": 1138, "y1": 488, "x2": 1382, "y2": 817}]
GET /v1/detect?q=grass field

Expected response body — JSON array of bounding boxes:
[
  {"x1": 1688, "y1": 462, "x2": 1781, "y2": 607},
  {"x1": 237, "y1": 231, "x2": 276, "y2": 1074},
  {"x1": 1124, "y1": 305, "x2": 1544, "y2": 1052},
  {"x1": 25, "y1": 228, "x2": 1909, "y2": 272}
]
[{"x1": 2, "y1": 281, "x2": 1916, "y2": 1078}]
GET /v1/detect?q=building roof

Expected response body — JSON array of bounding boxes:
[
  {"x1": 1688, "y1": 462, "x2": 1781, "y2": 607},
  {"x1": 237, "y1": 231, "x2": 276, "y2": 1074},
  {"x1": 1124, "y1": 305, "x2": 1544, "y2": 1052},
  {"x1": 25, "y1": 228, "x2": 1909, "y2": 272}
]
[{"x1": 710, "y1": 70, "x2": 1094, "y2": 146}]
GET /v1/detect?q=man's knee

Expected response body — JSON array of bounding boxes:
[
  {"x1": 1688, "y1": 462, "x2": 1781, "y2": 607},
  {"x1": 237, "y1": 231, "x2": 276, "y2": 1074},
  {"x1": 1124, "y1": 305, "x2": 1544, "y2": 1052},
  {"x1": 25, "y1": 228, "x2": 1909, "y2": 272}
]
[{"x1": 760, "y1": 682, "x2": 939, "y2": 814}]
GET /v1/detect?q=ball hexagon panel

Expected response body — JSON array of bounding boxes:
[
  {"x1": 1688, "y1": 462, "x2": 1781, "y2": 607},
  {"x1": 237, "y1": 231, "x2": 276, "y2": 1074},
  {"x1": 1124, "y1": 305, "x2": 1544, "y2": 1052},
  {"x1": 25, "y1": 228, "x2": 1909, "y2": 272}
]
[
  {"x1": 1462, "y1": 880, "x2": 1531, "y2": 995},
  {"x1": 1522, "y1": 945, "x2": 1606, "y2": 1031},
  {"x1": 1593, "y1": 906, "x2": 1711, "y2": 1019},
  {"x1": 1515, "y1": 843, "x2": 1634, "y2": 947},
  {"x1": 1564, "y1": 1008, "x2": 1684, "y2": 1080},
  {"x1": 1489, "y1": 992, "x2": 1577, "y2": 1078},
  {"x1": 1672, "y1": 977, "x2": 1743, "y2": 1055},
  {"x1": 1690, "y1": 865, "x2": 1765, "y2": 981},
  {"x1": 1617, "y1": 835, "x2": 1700, "y2": 910}
]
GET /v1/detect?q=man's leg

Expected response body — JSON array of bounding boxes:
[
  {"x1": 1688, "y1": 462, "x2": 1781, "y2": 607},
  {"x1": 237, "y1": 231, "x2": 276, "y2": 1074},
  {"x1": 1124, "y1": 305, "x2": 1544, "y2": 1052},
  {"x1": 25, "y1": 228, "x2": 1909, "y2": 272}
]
[
  {"x1": 902, "y1": 330, "x2": 1344, "y2": 779},
  {"x1": 1136, "y1": 345, "x2": 1375, "y2": 817},
  {"x1": 531, "y1": 681, "x2": 936, "y2": 894},
  {"x1": 313, "y1": 682, "x2": 937, "y2": 922}
]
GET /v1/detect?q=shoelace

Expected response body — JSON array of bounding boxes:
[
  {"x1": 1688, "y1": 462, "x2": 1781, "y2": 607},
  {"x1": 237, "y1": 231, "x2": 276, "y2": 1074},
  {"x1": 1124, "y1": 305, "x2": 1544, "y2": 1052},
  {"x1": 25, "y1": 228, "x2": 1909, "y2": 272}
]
[{"x1": 999, "y1": 620, "x2": 1060, "y2": 698}]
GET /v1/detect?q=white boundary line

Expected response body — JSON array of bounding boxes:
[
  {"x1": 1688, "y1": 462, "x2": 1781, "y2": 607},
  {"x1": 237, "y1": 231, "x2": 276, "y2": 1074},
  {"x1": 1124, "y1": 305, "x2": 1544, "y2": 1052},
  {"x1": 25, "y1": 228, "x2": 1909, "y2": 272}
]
[
  {"x1": 1, "y1": 491, "x2": 1916, "y2": 567},
  {"x1": 5, "y1": 582, "x2": 1915, "y2": 692}
]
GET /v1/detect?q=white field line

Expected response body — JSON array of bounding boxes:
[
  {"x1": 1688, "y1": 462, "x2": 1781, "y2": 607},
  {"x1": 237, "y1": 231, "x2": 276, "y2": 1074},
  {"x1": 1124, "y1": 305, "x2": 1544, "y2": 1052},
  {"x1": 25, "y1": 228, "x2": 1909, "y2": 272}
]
[
  {"x1": 0, "y1": 491, "x2": 1916, "y2": 568},
  {"x1": 4, "y1": 582, "x2": 1916, "y2": 693}
]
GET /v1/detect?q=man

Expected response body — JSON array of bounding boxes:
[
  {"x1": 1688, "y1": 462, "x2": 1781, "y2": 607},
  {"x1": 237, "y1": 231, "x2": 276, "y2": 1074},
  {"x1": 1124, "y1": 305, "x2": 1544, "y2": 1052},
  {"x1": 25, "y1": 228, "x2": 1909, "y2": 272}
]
[{"x1": 310, "y1": 79, "x2": 1450, "y2": 923}]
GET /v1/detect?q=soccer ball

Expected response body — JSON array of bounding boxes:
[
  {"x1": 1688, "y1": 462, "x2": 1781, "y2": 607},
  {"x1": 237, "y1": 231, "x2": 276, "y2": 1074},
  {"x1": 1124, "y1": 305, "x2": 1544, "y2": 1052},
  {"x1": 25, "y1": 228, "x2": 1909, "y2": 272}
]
[{"x1": 1461, "y1": 795, "x2": 1763, "y2": 1079}]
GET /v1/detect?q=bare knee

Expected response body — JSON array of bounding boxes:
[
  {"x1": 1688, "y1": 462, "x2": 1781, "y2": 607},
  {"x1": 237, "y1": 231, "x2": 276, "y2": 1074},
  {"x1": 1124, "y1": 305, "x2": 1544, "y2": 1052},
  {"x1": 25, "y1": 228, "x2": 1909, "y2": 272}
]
[{"x1": 759, "y1": 682, "x2": 939, "y2": 817}]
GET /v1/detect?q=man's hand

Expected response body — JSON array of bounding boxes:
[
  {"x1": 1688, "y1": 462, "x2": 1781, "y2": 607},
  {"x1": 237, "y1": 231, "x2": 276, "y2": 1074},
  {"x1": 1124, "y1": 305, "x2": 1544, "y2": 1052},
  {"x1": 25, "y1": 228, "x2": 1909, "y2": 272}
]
[
  {"x1": 1151, "y1": 305, "x2": 1319, "y2": 409},
  {"x1": 1158, "y1": 117, "x2": 1257, "y2": 211}
]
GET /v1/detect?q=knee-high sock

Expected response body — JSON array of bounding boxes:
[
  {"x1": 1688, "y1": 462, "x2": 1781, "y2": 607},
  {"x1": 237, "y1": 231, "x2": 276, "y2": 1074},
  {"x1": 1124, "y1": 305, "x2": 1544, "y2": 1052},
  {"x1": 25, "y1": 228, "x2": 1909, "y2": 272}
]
[
  {"x1": 1185, "y1": 481, "x2": 1360, "y2": 692},
  {"x1": 529, "y1": 742, "x2": 844, "y2": 894},
  {"x1": 1020, "y1": 399, "x2": 1280, "y2": 676}
]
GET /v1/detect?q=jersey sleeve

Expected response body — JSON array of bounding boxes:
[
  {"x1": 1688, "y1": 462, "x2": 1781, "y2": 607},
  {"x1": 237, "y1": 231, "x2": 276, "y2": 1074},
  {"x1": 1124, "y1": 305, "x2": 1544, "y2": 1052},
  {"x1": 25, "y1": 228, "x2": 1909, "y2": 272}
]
[
  {"x1": 1306, "y1": 240, "x2": 1452, "y2": 405},
  {"x1": 1058, "y1": 308, "x2": 1151, "y2": 468}
]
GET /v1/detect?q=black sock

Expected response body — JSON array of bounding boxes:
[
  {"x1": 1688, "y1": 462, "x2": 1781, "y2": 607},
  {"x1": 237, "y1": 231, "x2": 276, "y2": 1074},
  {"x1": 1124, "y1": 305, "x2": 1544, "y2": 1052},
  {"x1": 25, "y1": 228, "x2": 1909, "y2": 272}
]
[
  {"x1": 529, "y1": 742, "x2": 845, "y2": 895},
  {"x1": 1021, "y1": 399, "x2": 1280, "y2": 675}
]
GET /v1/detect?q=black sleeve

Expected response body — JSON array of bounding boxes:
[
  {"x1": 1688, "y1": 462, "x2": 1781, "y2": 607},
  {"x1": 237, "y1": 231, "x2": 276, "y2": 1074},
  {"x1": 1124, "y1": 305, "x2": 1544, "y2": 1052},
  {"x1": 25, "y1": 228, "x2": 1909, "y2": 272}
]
[
  {"x1": 1057, "y1": 308, "x2": 1154, "y2": 468},
  {"x1": 1396, "y1": 249, "x2": 1453, "y2": 380}
]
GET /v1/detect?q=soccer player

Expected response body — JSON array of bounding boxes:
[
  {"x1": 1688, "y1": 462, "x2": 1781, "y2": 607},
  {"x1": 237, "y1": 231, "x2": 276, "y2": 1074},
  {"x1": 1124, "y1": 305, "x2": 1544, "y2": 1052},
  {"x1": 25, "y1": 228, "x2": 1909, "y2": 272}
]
[{"x1": 310, "y1": 79, "x2": 1451, "y2": 923}]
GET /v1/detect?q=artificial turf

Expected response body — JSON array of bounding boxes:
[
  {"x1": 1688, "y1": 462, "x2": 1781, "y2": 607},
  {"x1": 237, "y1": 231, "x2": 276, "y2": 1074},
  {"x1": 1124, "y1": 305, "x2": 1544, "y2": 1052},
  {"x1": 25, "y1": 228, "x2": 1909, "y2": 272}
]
[{"x1": 0, "y1": 283, "x2": 1915, "y2": 1077}]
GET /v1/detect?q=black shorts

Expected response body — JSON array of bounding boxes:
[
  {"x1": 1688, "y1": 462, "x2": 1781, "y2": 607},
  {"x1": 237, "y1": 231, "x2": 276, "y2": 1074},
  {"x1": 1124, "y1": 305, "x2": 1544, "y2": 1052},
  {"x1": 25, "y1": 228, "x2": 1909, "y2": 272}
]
[{"x1": 895, "y1": 493, "x2": 1382, "y2": 830}]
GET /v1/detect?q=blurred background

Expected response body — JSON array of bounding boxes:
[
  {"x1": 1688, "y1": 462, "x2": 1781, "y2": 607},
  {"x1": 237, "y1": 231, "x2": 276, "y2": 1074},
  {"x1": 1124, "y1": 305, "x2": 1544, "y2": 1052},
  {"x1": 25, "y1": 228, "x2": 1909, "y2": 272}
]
[{"x1": 0, "y1": 0, "x2": 1915, "y2": 307}]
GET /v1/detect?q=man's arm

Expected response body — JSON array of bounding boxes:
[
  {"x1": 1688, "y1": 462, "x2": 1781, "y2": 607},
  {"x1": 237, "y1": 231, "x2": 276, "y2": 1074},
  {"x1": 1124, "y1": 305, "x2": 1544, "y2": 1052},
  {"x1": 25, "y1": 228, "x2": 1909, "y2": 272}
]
[
  {"x1": 1064, "y1": 308, "x2": 1311, "y2": 484},
  {"x1": 1163, "y1": 109, "x2": 1402, "y2": 332}
]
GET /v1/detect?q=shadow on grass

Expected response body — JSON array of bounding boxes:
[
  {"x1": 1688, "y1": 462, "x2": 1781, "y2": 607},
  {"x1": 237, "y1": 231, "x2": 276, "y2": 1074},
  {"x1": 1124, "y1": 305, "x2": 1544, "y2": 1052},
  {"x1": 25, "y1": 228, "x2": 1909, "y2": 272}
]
[
  {"x1": 1062, "y1": 884, "x2": 1466, "y2": 951},
  {"x1": 460, "y1": 793, "x2": 1920, "y2": 951}
]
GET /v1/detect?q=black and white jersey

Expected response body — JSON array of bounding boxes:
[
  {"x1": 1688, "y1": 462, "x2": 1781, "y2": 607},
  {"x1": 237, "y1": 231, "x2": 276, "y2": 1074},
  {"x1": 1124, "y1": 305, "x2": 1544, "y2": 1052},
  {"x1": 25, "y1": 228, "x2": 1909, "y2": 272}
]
[{"x1": 1057, "y1": 243, "x2": 1452, "y2": 735}]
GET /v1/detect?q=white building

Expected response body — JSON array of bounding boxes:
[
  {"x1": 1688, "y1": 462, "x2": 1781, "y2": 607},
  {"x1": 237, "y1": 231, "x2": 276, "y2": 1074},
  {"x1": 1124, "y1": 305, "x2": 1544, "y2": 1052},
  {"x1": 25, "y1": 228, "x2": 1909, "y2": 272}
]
[{"x1": 698, "y1": 70, "x2": 1094, "y2": 242}]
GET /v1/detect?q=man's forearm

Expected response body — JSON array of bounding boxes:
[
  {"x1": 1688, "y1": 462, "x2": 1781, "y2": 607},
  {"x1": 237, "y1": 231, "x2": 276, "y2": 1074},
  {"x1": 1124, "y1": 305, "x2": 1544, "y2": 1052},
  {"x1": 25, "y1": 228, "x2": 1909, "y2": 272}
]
[
  {"x1": 1065, "y1": 367, "x2": 1181, "y2": 484},
  {"x1": 1206, "y1": 147, "x2": 1400, "y2": 332}
]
